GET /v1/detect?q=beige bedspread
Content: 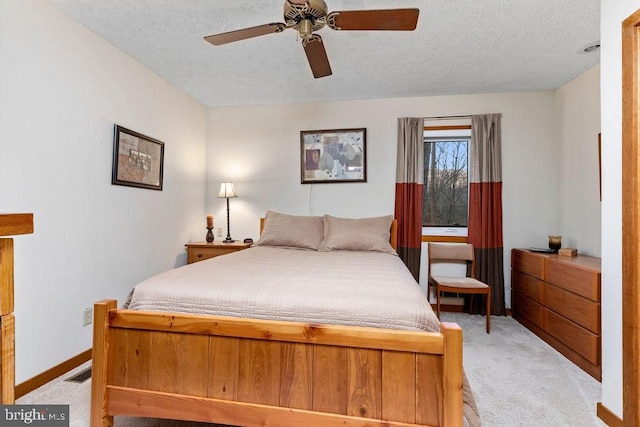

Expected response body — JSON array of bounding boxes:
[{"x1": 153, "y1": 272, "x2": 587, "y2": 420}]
[
  {"x1": 125, "y1": 246, "x2": 481, "y2": 427},
  {"x1": 128, "y1": 246, "x2": 440, "y2": 331}
]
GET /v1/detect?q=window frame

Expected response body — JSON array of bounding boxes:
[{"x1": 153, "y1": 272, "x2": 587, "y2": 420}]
[{"x1": 422, "y1": 125, "x2": 471, "y2": 237}]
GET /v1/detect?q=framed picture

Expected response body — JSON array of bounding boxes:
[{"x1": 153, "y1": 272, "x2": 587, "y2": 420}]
[
  {"x1": 112, "y1": 125, "x2": 164, "y2": 191},
  {"x1": 300, "y1": 128, "x2": 366, "y2": 183}
]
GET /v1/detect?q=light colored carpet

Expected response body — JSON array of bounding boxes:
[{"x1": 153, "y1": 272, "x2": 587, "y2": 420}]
[{"x1": 17, "y1": 313, "x2": 604, "y2": 426}]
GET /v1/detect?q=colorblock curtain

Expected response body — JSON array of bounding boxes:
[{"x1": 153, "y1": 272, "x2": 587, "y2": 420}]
[
  {"x1": 468, "y1": 114, "x2": 506, "y2": 315},
  {"x1": 394, "y1": 118, "x2": 424, "y2": 281}
]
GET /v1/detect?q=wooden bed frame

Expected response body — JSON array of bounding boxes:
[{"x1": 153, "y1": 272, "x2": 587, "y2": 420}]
[{"x1": 91, "y1": 219, "x2": 464, "y2": 427}]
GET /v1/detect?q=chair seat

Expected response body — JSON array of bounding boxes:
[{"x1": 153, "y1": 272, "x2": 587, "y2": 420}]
[{"x1": 431, "y1": 275, "x2": 489, "y2": 290}]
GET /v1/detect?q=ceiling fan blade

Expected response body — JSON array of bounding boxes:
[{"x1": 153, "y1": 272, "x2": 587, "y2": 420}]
[
  {"x1": 303, "y1": 35, "x2": 332, "y2": 79},
  {"x1": 327, "y1": 9, "x2": 419, "y2": 31},
  {"x1": 204, "y1": 23, "x2": 287, "y2": 46}
]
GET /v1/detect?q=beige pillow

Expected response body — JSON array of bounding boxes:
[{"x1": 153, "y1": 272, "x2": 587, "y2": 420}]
[
  {"x1": 319, "y1": 215, "x2": 396, "y2": 254},
  {"x1": 254, "y1": 211, "x2": 324, "y2": 250}
]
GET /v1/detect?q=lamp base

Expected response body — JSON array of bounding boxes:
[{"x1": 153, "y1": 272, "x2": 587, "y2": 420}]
[{"x1": 223, "y1": 238, "x2": 236, "y2": 243}]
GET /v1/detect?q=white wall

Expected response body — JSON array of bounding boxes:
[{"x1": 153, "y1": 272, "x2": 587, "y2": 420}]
[
  {"x1": 207, "y1": 91, "x2": 561, "y2": 307},
  {"x1": 0, "y1": 0, "x2": 207, "y2": 382},
  {"x1": 600, "y1": 0, "x2": 640, "y2": 419},
  {"x1": 556, "y1": 65, "x2": 602, "y2": 257}
]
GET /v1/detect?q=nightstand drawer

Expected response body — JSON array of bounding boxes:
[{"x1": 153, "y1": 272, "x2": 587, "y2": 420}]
[
  {"x1": 185, "y1": 241, "x2": 252, "y2": 264},
  {"x1": 190, "y1": 247, "x2": 222, "y2": 262}
]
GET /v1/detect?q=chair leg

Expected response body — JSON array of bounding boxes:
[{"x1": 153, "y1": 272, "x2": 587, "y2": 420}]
[
  {"x1": 436, "y1": 286, "x2": 441, "y2": 319},
  {"x1": 486, "y1": 288, "x2": 491, "y2": 334},
  {"x1": 469, "y1": 294, "x2": 474, "y2": 315}
]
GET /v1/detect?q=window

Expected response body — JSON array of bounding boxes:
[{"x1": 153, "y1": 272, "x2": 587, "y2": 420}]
[{"x1": 423, "y1": 127, "x2": 471, "y2": 227}]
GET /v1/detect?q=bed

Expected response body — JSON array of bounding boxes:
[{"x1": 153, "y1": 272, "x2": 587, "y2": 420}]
[{"x1": 91, "y1": 212, "x2": 480, "y2": 426}]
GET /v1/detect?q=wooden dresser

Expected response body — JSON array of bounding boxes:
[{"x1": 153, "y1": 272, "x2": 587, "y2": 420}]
[{"x1": 511, "y1": 248, "x2": 601, "y2": 380}]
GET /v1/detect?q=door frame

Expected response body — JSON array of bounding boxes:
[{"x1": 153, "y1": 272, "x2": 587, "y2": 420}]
[{"x1": 622, "y1": 9, "x2": 640, "y2": 426}]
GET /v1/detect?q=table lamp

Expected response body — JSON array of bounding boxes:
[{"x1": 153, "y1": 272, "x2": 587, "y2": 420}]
[{"x1": 217, "y1": 182, "x2": 238, "y2": 243}]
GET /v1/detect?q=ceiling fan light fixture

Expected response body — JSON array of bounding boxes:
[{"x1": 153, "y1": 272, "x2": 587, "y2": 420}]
[{"x1": 299, "y1": 19, "x2": 314, "y2": 39}]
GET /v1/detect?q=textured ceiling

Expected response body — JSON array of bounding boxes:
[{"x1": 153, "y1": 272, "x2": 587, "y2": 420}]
[{"x1": 47, "y1": 0, "x2": 600, "y2": 108}]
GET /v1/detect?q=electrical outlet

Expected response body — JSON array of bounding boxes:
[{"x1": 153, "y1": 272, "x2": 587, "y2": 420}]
[
  {"x1": 217, "y1": 226, "x2": 223, "y2": 237},
  {"x1": 83, "y1": 307, "x2": 92, "y2": 327}
]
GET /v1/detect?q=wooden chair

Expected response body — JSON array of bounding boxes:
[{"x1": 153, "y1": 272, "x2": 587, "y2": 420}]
[{"x1": 427, "y1": 242, "x2": 491, "y2": 333}]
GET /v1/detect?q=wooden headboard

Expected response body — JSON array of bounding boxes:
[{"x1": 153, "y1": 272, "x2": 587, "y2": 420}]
[{"x1": 259, "y1": 218, "x2": 398, "y2": 251}]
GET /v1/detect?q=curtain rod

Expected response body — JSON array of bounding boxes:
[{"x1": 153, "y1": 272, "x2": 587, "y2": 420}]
[
  {"x1": 423, "y1": 115, "x2": 471, "y2": 120},
  {"x1": 422, "y1": 113, "x2": 503, "y2": 120}
]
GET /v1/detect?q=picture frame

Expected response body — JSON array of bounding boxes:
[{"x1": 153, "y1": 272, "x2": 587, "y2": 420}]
[
  {"x1": 300, "y1": 128, "x2": 366, "y2": 184},
  {"x1": 112, "y1": 125, "x2": 164, "y2": 191}
]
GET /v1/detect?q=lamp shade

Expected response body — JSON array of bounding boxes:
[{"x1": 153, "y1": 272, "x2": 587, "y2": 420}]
[{"x1": 217, "y1": 182, "x2": 238, "y2": 198}]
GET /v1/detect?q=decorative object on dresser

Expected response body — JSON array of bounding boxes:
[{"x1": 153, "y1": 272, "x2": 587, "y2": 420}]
[
  {"x1": 427, "y1": 242, "x2": 491, "y2": 333},
  {"x1": 111, "y1": 125, "x2": 164, "y2": 191},
  {"x1": 300, "y1": 128, "x2": 366, "y2": 183},
  {"x1": 185, "y1": 241, "x2": 251, "y2": 264},
  {"x1": 558, "y1": 247, "x2": 578, "y2": 257},
  {"x1": 217, "y1": 182, "x2": 238, "y2": 243},
  {"x1": 548, "y1": 235, "x2": 562, "y2": 251},
  {"x1": 511, "y1": 248, "x2": 601, "y2": 380},
  {"x1": 205, "y1": 214, "x2": 214, "y2": 243},
  {"x1": 0, "y1": 213, "x2": 34, "y2": 403}
]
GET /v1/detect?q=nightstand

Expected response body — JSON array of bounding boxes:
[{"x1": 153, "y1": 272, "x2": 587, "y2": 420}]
[{"x1": 185, "y1": 241, "x2": 252, "y2": 264}]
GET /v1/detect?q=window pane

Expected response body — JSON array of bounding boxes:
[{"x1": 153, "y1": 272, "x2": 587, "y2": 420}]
[{"x1": 423, "y1": 139, "x2": 469, "y2": 226}]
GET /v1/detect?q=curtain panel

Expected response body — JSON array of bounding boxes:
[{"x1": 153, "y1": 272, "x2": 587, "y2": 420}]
[
  {"x1": 468, "y1": 114, "x2": 506, "y2": 315},
  {"x1": 394, "y1": 118, "x2": 424, "y2": 281}
]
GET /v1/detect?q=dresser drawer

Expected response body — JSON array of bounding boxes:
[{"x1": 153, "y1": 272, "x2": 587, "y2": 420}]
[
  {"x1": 545, "y1": 259, "x2": 599, "y2": 302},
  {"x1": 545, "y1": 283, "x2": 600, "y2": 334},
  {"x1": 512, "y1": 293, "x2": 543, "y2": 328},
  {"x1": 512, "y1": 270, "x2": 544, "y2": 304},
  {"x1": 512, "y1": 250, "x2": 545, "y2": 279},
  {"x1": 544, "y1": 309, "x2": 599, "y2": 365}
]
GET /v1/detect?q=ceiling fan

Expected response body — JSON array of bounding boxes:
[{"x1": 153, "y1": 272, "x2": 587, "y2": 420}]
[{"x1": 204, "y1": 0, "x2": 420, "y2": 78}]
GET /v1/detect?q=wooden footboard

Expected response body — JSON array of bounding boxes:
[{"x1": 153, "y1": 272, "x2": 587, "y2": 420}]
[{"x1": 91, "y1": 299, "x2": 463, "y2": 427}]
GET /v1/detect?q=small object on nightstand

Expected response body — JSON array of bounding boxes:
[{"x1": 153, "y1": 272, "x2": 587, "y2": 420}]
[
  {"x1": 243, "y1": 238, "x2": 253, "y2": 244},
  {"x1": 558, "y1": 247, "x2": 578, "y2": 257},
  {"x1": 206, "y1": 215, "x2": 214, "y2": 242}
]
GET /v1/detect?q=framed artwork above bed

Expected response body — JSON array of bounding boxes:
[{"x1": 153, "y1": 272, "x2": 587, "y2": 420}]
[
  {"x1": 111, "y1": 125, "x2": 164, "y2": 191},
  {"x1": 300, "y1": 128, "x2": 366, "y2": 184}
]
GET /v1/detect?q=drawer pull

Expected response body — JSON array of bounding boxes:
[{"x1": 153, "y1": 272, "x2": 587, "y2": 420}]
[{"x1": 197, "y1": 254, "x2": 202, "y2": 258}]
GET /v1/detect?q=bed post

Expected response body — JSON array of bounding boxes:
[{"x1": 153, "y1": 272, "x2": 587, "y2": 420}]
[
  {"x1": 91, "y1": 299, "x2": 116, "y2": 427},
  {"x1": 441, "y1": 322, "x2": 463, "y2": 427}
]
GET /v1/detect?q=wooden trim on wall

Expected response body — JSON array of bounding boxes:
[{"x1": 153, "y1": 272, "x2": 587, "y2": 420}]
[
  {"x1": 598, "y1": 402, "x2": 624, "y2": 427},
  {"x1": 622, "y1": 9, "x2": 640, "y2": 426},
  {"x1": 422, "y1": 235, "x2": 468, "y2": 243},
  {"x1": 15, "y1": 348, "x2": 91, "y2": 399}
]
